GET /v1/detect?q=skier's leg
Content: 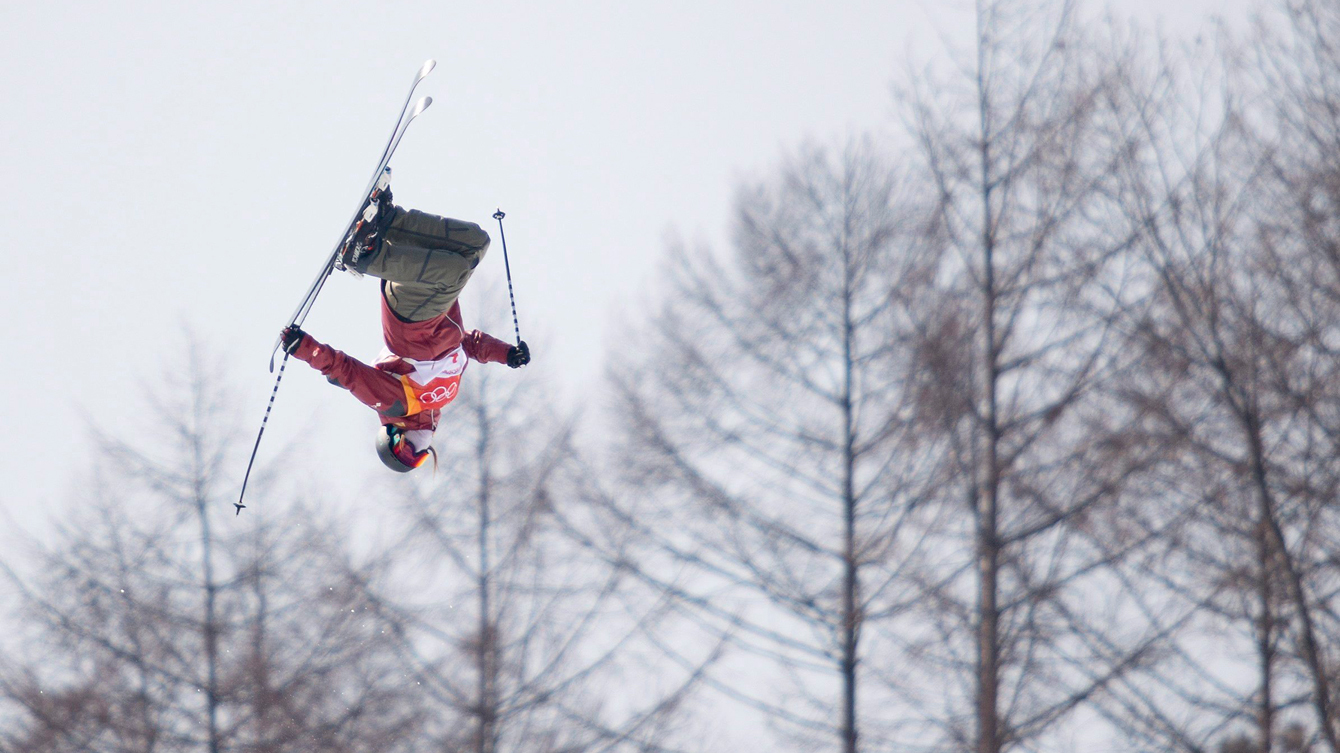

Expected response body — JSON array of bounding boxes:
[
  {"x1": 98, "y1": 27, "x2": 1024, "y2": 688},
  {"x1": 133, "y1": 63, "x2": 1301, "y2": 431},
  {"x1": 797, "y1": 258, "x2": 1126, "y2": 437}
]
[{"x1": 360, "y1": 207, "x2": 491, "y2": 321}]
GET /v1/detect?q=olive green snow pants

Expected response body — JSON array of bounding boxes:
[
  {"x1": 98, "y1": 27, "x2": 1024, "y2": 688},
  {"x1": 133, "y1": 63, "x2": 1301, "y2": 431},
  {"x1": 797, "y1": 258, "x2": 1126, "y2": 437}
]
[{"x1": 362, "y1": 207, "x2": 490, "y2": 322}]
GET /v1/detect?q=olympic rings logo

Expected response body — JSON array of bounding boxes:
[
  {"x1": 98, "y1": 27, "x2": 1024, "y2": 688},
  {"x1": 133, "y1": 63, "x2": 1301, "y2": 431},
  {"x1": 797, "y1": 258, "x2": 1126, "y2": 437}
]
[{"x1": 420, "y1": 383, "x2": 458, "y2": 405}]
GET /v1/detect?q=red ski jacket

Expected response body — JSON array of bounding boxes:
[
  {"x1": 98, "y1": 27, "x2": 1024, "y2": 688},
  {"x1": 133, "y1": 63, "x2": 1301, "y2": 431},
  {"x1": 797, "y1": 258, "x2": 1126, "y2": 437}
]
[{"x1": 290, "y1": 295, "x2": 512, "y2": 432}]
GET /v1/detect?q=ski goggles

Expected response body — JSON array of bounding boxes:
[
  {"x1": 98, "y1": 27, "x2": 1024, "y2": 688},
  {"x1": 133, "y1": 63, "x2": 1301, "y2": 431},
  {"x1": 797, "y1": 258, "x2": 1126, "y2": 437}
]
[
  {"x1": 391, "y1": 433, "x2": 431, "y2": 469},
  {"x1": 376, "y1": 425, "x2": 433, "y2": 473}
]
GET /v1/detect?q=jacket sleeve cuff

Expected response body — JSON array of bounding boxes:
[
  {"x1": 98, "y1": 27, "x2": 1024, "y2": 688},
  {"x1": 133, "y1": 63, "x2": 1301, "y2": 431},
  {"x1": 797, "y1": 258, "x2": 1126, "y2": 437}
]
[{"x1": 290, "y1": 334, "x2": 316, "y2": 363}]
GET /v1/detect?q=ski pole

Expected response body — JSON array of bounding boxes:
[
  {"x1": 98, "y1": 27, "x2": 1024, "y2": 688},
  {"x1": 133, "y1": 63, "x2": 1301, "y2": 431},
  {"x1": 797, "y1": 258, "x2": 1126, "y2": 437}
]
[
  {"x1": 492, "y1": 209, "x2": 522, "y2": 345},
  {"x1": 236, "y1": 352, "x2": 289, "y2": 515}
]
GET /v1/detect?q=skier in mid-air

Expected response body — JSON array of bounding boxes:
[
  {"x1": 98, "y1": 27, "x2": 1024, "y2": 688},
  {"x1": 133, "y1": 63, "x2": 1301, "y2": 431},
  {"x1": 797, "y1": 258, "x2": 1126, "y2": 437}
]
[{"x1": 279, "y1": 181, "x2": 530, "y2": 473}]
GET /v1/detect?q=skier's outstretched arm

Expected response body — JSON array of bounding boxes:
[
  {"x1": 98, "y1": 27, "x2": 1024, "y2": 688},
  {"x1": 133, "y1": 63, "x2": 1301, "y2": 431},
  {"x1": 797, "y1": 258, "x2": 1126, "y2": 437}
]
[
  {"x1": 462, "y1": 330, "x2": 511, "y2": 364},
  {"x1": 281, "y1": 327, "x2": 417, "y2": 417},
  {"x1": 463, "y1": 330, "x2": 530, "y2": 369}
]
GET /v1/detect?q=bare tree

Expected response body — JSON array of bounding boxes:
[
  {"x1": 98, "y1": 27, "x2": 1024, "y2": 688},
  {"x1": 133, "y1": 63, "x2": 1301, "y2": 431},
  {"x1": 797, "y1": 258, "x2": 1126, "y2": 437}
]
[
  {"x1": 357, "y1": 315, "x2": 702, "y2": 753},
  {"x1": 896, "y1": 2, "x2": 1174, "y2": 751},
  {"x1": 0, "y1": 342, "x2": 423, "y2": 752},
  {"x1": 584, "y1": 138, "x2": 943, "y2": 753},
  {"x1": 1083, "y1": 3, "x2": 1340, "y2": 749}
]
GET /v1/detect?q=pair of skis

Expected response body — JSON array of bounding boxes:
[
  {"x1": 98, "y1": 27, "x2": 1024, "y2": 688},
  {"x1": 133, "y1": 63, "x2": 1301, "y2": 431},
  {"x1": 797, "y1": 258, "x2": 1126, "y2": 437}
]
[
  {"x1": 273, "y1": 58, "x2": 437, "y2": 369},
  {"x1": 236, "y1": 60, "x2": 438, "y2": 515}
]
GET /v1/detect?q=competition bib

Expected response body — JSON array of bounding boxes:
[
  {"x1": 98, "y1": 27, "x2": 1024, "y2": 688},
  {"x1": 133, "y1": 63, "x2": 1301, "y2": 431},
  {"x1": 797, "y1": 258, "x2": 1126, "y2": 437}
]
[{"x1": 396, "y1": 346, "x2": 468, "y2": 414}]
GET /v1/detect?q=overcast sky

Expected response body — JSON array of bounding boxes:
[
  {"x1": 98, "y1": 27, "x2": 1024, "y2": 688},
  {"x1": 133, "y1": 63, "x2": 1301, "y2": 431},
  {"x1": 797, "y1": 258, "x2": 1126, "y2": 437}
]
[{"x1": 0, "y1": 0, "x2": 1255, "y2": 539}]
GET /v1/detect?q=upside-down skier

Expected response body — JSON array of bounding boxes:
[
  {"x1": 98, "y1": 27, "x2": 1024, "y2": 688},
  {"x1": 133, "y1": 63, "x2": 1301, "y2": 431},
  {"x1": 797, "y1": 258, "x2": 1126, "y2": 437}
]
[{"x1": 279, "y1": 183, "x2": 530, "y2": 473}]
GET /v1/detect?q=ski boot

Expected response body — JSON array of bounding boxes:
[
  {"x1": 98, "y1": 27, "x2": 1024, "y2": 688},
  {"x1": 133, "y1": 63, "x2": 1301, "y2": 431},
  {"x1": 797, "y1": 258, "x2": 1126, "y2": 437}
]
[{"x1": 335, "y1": 167, "x2": 394, "y2": 276}]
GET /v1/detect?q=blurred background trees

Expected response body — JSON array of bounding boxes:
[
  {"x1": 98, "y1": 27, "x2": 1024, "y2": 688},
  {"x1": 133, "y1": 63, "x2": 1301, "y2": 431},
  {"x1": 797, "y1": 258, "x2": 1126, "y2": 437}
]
[
  {"x1": 0, "y1": 345, "x2": 423, "y2": 752},
  {"x1": 592, "y1": 139, "x2": 937, "y2": 753},
  {"x1": 11, "y1": 1, "x2": 1340, "y2": 752},
  {"x1": 355, "y1": 323, "x2": 706, "y2": 753}
]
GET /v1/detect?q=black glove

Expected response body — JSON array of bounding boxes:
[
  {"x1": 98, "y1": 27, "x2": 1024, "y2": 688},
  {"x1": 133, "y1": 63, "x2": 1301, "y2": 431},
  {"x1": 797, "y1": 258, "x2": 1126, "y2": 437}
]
[
  {"x1": 280, "y1": 325, "x2": 307, "y2": 355},
  {"x1": 507, "y1": 340, "x2": 530, "y2": 369}
]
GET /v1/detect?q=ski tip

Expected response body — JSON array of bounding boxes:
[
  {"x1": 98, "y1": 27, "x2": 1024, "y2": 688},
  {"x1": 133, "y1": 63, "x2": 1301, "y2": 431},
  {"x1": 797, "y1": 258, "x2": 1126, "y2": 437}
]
[
  {"x1": 410, "y1": 96, "x2": 432, "y2": 118},
  {"x1": 418, "y1": 60, "x2": 436, "y2": 80}
]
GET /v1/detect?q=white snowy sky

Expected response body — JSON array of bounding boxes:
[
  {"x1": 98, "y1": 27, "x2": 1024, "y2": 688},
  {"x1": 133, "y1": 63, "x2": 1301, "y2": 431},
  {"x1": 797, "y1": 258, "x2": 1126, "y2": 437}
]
[{"x1": 0, "y1": 0, "x2": 1253, "y2": 540}]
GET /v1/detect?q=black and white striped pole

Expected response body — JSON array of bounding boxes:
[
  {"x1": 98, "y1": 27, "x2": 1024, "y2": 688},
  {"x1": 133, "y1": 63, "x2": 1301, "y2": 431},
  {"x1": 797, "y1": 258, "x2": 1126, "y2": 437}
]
[
  {"x1": 235, "y1": 353, "x2": 287, "y2": 514},
  {"x1": 493, "y1": 209, "x2": 523, "y2": 346}
]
